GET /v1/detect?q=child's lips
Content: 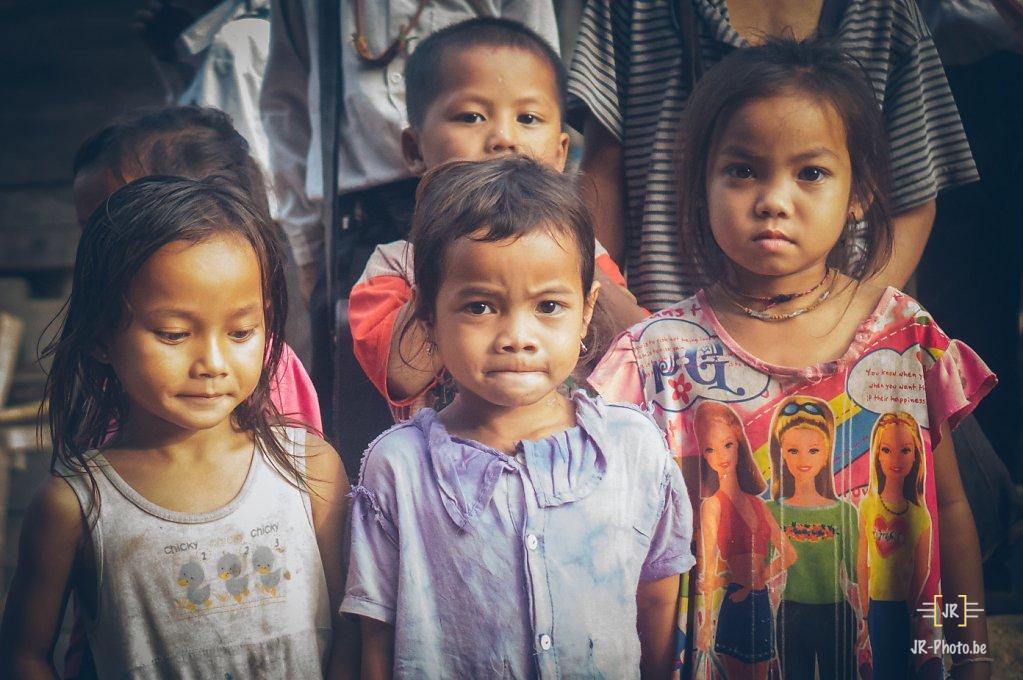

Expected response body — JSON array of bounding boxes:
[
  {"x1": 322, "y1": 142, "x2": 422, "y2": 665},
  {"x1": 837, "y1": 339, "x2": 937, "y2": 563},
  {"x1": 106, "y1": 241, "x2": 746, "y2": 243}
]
[
  {"x1": 752, "y1": 229, "x2": 794, "y2": 253},
  {"x1": 753, "y1": 228, "x2": 792, "y2": 242}
]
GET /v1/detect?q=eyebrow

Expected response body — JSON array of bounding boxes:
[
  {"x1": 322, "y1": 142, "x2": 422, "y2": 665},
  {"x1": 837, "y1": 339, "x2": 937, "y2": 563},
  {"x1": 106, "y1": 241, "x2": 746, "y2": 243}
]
[
  {"x1": 451, "y1": 283, "x2": 577, "y2": 298},
  {"x1": 447, "y1": 92, "x2": 553, "y2": 108},
  {"x1": 146, "y1": 302, "x2": 262, "y2": 318},
  {"x1": 718, "y1": 145, "x2": 841, "y2": 162}
]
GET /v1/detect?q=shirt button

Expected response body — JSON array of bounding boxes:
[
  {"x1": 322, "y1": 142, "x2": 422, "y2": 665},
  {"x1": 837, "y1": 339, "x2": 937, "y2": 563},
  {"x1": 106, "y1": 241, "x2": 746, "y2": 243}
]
[
  {"x1": 526, "y1": 534, "x2": 539, "y2": 550},
  {"x1": 390, "y1": 72, "x2": 402, "y2": 83},
  {"x1": 539, "y1": 634, "x2": 552, "y2": 650}
]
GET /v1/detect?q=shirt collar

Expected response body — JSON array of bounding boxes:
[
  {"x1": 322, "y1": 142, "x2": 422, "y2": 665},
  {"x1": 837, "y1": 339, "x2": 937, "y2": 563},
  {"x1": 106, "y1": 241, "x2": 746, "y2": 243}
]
[{"x1": 415, "y1": 391, "x2": 610, "y2": 532}]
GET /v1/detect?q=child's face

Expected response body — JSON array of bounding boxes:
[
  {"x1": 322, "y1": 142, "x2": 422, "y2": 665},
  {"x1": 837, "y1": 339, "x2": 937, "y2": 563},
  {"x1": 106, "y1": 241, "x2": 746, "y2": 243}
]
[
  {"x1": 780, "y1": 426, "x2": 829, "y2": 484},
  {"x1": 104, "y1": 234, "x2": 266, "y2": 436},
  {"x1": 402, "y1": 45, "x2": 569, "y2": 174},
  {"x1": 705, "y1": 92, "x2": 859, "y2": 281},
  {"x1": 699, "y1": 419, "x2": 740, "y2": 475},
  {"x1": 73, "y1": 166, "x2": 130, "y2": 228},
  {"x1": 876, "y1": 423, "x2": 916, "y2": 483},
  {"x1": 430, "y1": 229, "x2": 597, "y2": 410}
]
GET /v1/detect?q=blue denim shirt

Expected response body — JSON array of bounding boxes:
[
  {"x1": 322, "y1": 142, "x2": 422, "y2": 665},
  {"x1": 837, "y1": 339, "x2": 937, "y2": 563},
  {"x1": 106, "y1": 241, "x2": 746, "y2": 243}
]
[{"x1": 342, "y1": 392, "x2": 695, "y2": 678}]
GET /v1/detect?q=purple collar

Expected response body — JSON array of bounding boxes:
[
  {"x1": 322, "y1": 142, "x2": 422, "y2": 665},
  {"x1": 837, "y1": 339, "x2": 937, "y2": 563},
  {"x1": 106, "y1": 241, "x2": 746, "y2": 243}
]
[{"x1": 415, "y1": 391, "x2": 610, "y2": 531}]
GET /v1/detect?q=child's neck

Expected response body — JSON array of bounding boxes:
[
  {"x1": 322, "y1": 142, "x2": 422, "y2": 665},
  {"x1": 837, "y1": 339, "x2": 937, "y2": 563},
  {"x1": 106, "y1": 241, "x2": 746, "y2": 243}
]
[
  {"x1": 707, "y1": 272, "x2": 887, "y2": 370},
  {"x1": 100, "y1": 416, "x2": 256, "y2": 515},
  {"x1": 724, "y1": 264, "x2": 830, "y2": 303},
  {"x1": 439, "y1": 389, "x2": 576, "y2": 455},
  {"x1": 112, "y1": 413, "x2": 252, "y2": 462}
]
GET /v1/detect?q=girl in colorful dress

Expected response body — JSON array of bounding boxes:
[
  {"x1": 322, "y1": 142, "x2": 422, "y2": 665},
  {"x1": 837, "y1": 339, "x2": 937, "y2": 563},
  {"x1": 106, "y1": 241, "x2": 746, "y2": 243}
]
[
  {"x1": 0, "y1": 177, "x2": 354, "y2": 677},
  {"x1": 342, "y1": 156, "x2": 694, "y2": 679},
  {"x1": 857, "y1": 412, "x2": 933, "y2": 679},
  {"x1": 589, "y1": 38, "x2": 995, "y2": 679},
  {"x1": 694, "y1": 401, "x2": 794, "y2": 679},
  {"x1": 766, "y1": 396, "x2": 860, "y2": 679}
]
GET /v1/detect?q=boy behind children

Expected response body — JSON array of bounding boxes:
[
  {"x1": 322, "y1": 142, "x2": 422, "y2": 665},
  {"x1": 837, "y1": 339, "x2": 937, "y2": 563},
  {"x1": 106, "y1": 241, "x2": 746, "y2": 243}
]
[{"x1": 348, "y1": 18, "x2": 646, "y2": 421}]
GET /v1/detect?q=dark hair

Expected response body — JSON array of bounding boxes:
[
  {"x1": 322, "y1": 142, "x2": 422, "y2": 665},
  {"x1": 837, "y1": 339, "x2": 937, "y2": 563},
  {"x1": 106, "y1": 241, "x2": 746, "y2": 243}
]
[
  {"x1": 72, "y1": 105, "x2": 269, "y2": 215},
  {"x1": 43, "y1": 176, "x2": 300, "y2": 514},
  {"x1": 405, "y1": 17, "x2": 566, "y2": 129},
  {"x1": 407, "y1": 155, "x2": 594, "y2": 330},
  {"x1": 676, "y1": 37, "x2": 894, "y2": 285}
]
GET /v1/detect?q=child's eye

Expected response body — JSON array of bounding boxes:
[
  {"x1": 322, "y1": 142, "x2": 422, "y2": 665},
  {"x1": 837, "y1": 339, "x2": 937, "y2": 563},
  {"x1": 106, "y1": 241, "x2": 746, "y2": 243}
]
[
  {"x1": 725, "y1": 165, "x2": 754, "y2": 179},
  {"x1": 798, "y1": 166, "x2": 829, "y2": 182},
  {"x1": 155, "y1": 330, "x2": 189, "y2": 343},
  {"x1": 536, "y1": 300, "x2": 563, "y2": 314},
  {"x1": 229, "y1": 328, "x2": 257, "y2": 341},
  {"x1": 457, "y1": 112, "x2": 485, "y2": 123},
  {"x1": 464, "y1": 302, "x2": 494, "y2": 315},
  {"x1": 518, "y1": 113, "x2": 540, "y2": 125}
]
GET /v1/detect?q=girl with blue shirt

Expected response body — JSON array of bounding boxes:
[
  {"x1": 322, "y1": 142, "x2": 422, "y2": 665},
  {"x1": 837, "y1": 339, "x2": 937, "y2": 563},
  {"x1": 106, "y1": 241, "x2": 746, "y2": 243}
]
[{"x1": 341, "y1": 156, "x2": 695, "y2": 679}]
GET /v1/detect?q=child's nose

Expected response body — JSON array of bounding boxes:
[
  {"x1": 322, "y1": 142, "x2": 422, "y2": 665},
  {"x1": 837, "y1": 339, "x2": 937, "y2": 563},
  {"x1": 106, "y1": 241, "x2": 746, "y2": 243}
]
[
  {"x1": 754, "y1": 179, "x2": 793, "y2": 218},
  {"x1": 487, "y1": 123, "x2": 518, "y2": 154},
  {"x1": 495, "y1": 314, "x2": 538, "y2": 353},
  {"x1": 193, "y1": 338, "x2": 229, "y2": 378}
]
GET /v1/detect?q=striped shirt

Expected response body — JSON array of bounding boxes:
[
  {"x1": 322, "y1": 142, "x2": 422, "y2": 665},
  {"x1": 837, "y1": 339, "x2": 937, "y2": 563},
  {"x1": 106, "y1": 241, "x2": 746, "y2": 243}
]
[{"x1": 567, "y1": 0, "x2": 979, "y2": 310}]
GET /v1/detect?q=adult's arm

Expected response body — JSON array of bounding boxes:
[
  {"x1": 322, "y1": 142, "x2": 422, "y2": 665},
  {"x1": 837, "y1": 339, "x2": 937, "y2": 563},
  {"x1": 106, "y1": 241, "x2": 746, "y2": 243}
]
[
  {"x1": 871, "y1": 199, "x2": 936, "y2": 290},
  {"x1": 579, "y1": 113, "x2": 628, "y2": 265}
]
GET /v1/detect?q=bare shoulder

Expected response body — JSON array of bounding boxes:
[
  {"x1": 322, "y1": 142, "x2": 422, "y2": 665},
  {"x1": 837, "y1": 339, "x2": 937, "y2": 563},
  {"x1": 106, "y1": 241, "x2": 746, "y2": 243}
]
[
  {"x1": 25, "y1": 474, "x2": 86, "y2": 547},
  {"x1": 301, "y1": 431, "x2": 350, "y2": 497},
  {"x1": 829, "y1": 277, "x2": 888, "y2": 338},
  {"x1": 849, "y1": 279, "x2": 889, "y2": 317}
]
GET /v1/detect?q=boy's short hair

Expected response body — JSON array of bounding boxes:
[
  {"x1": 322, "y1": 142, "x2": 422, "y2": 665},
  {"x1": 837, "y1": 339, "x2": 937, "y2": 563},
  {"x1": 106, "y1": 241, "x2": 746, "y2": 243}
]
[{"x1": 404, "y1": 17, "x2": 567, "y2": 129}]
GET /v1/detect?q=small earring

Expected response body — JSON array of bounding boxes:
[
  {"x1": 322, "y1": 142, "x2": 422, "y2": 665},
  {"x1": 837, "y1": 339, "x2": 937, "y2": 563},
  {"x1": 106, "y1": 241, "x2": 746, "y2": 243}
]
[{"x1": 580, "y1": 339, "x2": 588, "y2": 354}]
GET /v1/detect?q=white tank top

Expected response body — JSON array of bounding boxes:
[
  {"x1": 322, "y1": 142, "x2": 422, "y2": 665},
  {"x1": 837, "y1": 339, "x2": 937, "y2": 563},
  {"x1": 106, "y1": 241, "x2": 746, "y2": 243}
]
[{"x1": 61, "y1": 427, "x2": 331, "y2": 678}]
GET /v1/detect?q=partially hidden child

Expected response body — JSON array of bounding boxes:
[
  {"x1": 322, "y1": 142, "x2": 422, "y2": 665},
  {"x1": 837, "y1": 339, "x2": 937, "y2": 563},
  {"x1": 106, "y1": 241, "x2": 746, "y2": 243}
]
[
  {"x1": 346, "y1": 18, "x2": 647, "y2": 421},
  {"x1": 342, "y1": 156, "x2": 695, "y2": 678},
  {"x1": 0, "y1": 177, "x2": 354, "y2": 677},
  {"x1": 589, "y1": 39, "x2": 995, "y2": 680}
]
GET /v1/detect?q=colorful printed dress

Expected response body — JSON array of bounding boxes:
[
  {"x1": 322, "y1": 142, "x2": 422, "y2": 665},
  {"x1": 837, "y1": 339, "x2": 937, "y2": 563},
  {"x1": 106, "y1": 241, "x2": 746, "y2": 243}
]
[{"x1": 589, "y1": 288, "x2": 995, "y2": 679}]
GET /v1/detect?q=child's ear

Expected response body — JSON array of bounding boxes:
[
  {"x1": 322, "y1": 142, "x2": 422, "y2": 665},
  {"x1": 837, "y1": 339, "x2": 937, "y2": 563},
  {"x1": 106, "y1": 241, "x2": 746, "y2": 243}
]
[
  {"x1": 554, "y1": 131, "x2": 570, "y2": 172},
  {"x1": 580, "y1": 280, "x2": 601, "y2": 339},
  {"x1": 401, "y1": 128, "x2": 428, "y2": 175}
]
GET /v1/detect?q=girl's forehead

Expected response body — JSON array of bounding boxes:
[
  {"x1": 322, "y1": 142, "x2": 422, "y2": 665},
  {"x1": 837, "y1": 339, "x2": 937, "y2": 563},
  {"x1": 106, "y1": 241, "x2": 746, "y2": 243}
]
[
  {"x1": 442, "y1": 229, "x2": 583, "y2": 285},
  {"x1": 713, "y1": 92, "x2": 848, "y2": 155},
  {"x1": 129, "y1": 235, "x2": 263, "y2": 306}
]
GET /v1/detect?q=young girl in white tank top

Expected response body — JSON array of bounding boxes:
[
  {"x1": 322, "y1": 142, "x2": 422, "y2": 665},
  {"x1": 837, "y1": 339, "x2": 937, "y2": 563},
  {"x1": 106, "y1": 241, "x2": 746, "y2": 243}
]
[{"x1": 0, "y1": 176, "x2": 355, "y2": 677}]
